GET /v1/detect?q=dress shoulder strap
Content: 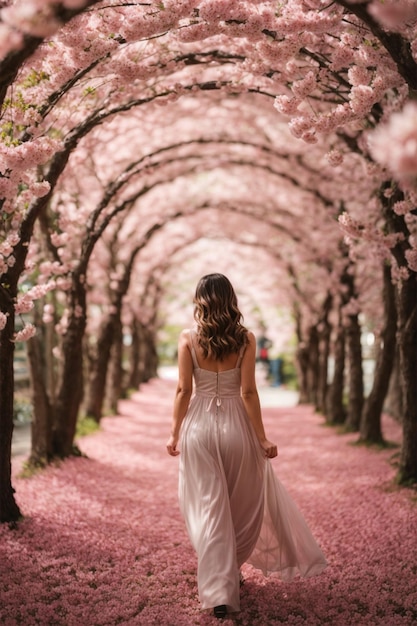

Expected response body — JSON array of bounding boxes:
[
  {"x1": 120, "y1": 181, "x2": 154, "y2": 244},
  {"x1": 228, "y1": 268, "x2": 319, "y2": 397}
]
[
  {"x1": 236, "y1": 343, "x2": 246, "y2": 369},
  {"x1": 189, "y1": 330, "x2": 200, "y2": 369}
]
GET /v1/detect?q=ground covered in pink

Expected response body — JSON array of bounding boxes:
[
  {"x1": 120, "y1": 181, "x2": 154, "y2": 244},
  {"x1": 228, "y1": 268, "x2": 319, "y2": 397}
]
[{"x1": 2, "y1": 377, "x2": 416, "y2": 625}]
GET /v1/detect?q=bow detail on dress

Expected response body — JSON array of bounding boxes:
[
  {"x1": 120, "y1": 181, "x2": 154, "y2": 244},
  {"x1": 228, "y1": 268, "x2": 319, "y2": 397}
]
[{"x1": 207, "y1": 395, "x2": 222, "y2": 411}]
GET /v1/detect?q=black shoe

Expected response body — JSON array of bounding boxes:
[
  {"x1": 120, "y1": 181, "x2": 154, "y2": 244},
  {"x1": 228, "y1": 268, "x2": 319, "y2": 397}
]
[{"x1": 213, "y1": 605, "x2": 227, "y2": 619}]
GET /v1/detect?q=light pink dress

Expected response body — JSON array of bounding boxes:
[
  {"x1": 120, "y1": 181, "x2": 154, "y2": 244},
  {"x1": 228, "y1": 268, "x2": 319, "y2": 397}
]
[{"x1": 178, "y1": 334, "x2": 327, "y2": 613}]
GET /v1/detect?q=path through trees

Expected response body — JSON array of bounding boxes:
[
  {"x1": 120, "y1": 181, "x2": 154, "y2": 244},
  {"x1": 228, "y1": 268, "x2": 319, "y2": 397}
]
[{"x1": 3, "y1": 375, "x2": 416, "y2": 626}]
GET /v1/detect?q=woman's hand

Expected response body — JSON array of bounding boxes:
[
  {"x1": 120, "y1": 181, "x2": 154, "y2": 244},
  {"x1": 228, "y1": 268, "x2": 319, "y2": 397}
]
[
  {"x1": 166, "y1": 435, "x2": 180, "y2": 456},
  {"x1": 260, "y1": 439, "x2": 278, "y2": 459}
]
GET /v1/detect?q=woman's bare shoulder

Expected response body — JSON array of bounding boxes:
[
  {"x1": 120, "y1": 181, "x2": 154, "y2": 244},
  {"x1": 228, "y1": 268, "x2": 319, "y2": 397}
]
[
  {"x1": 178, "y1": 328, "x2": 193, "y2": 346},
  {"x1": 245, "y1": 330, "x2": 256, "y2": 344}
]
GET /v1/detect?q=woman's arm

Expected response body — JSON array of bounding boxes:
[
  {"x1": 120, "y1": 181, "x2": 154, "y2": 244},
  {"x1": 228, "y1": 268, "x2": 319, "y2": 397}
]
[
  {"x1": 166, "y1": 330, "x2": 193, "y2": 457},
  {"x1": 241, "y1": 331, "x2": 278, "y2": 459}
]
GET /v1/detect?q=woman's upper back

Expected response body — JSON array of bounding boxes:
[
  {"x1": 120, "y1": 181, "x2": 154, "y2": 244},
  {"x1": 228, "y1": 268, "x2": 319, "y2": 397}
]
[
  {"x1": 191, "y1": 330, "x2": 244, "y2": 373},
  {"x1": 177, "y1": 328, "x2": 258, "y2": 397}
]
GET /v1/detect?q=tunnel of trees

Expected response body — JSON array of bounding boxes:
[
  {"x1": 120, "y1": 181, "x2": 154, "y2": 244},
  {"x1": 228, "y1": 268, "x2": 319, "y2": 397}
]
[{"x1": 0, "y1": 0, "x2": 416, "y2": 523}]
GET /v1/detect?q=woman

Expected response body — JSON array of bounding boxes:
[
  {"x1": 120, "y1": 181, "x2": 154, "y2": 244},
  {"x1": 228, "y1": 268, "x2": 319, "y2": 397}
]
[{"x1": 167, "y1": 274, "x2": 326, "y2": 619}]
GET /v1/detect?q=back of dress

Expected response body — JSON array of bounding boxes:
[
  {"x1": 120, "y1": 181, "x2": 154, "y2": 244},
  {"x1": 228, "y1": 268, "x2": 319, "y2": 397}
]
[
  {"x1": 188, "y1": 330, "x2": 245, "y2": 406},
  {"x1": 179, "y1": 331, "x2": 267, "y2": 613},
  {"x1": 178, "y1": 329, "x2": 327, "y2": 615}
]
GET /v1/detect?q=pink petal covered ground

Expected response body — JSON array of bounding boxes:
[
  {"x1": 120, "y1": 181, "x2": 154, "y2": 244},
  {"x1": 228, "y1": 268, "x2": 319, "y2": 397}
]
[{"x1": 2, "y1": 377, "x2": 416, "y2": 626}]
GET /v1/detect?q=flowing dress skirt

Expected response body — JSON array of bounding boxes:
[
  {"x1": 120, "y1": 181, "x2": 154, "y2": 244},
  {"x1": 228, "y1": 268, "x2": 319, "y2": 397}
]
[{"x1": 179, "y1": 374, "x2": 327, "y2": 613}]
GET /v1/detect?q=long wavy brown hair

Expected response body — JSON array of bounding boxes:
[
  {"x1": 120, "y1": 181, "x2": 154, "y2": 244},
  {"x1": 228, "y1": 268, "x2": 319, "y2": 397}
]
[{"x1": 193, "y1": 273, "x2": 249, "y2": 360}]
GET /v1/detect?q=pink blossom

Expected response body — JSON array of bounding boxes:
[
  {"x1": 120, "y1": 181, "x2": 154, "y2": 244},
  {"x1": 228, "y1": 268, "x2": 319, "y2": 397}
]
[
  {"x1": 42, "y1": 303, "x2": 55, "y2": 324},
  {"x1": 0, "y1": 242, "x2": 14, "y2": 257},
  {"x1": 330, "y1": 42, "x2": 355, "y2": 71},
  {"x1": 347, "y1": 66, "x2": 372, "y2": 87},
  {"x1": 0, "y1": 311, "x2": 8, "y2": 330},
  {"x1": 301, "y1": 130, "x2": 318, "y2": 144},
  {"x1": 0, "y1": 175, "x2": 16, "y2": 198},
  {"x1": 405, "y1": 248, "x2": 417, "y2": 271},
  {"x1": 291, "y1": 71, "x2": 317, "y2": 99},
  {"x1": 393, "y1": 200, "x2": 414, "y2": 215},
  {"x1": 31, "y1": 284, "x2": 54, "y2": 299},
  {"x1": 391, "y1": 262, "x2": 410, "y2": 282},
  {"x1": 0, "y1": 24, "x2": 23, "y2": 57},
  {"x1": 14, "y1": 294, "x2": 34, "y2": 315},
  {"x1": 56, "y1": 277, "x2": 73, "y2": 291},
  {"x1": 2, "y1": 2, "x2": 62, "y2": 37},
  {"x1": 31, "y1": 181, "x2": 51, "y2": 198},
  {"x1": 326, "y1": 150, "x2": 344, "y2": 166},
  {"x1": 369, "y1": 103, "x2": 417, "y2": 182},
  {"x1": 1, "y1": 138, "x2": 59, "y2": 173},
  {"x1": 368, "y1": 0, "x2": 417, "y2": 34},
  {"x1": 349, "y1": 85, "x2": 377, "y2": 116},
  {"x1": 13, "y1": 323, "x2": 36, "y2": 341},
  {"x1": 273, "y1": 95, "x2": 301, "y2": 116},
  {"x1": 52, "y1": 345, "x2": 62, "y2": 359},
  {"x1": 338, "y1": 213, "x2": 363, "y2": 239},
  {"x1": 288, "y1": 116, "x2": 315, "y2": 140}
]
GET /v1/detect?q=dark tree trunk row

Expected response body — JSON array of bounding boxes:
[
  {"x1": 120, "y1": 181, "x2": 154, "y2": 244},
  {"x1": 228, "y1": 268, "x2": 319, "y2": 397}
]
[
  {"x1": 359, "y1": 263, "x2": 397, "y2": 444},
  {"x1": 106, "y1": 318, "x2": 124, "y2": 414},
  {"x1": 295, "y1": 292, "x2": 332, "y2": 413},
  {"x1": 317, "y1": 297, "x2": 332, "y2": 415},
  {"x1": 396, "y1": 274, "x2": 417, "y2": 483},
  {"x1": 299, "y1": 260, "x2": 398, "y2": 444},
  {"x1": 344, "y1": 309, "x2": 364, "y2": 432},
  {"x1": 126, "y1": 318, "x2": 142, "y2": 391},
  {"x1": 384, "y1": 352, "x2": 403, "y2": 421},
  {"x1": 297, "y1": 260, "x2": 365, "y2": 432},
  {"x1": 85, "y1": 315, "x2": 117, "y2": 422},
  {"x1": 326, "y1": 318, "x2": 346, "y2": 425},
  {"x1": 26, "y1": 281, "x2": 87, "y2": 464},
  {"x1": 0, "y1": 290, "x2": 21, "y2": 522},
  {"x1": 381, "y1": 186, "x2": 417, "y2": 483},
  {"x1": 27, "y1": 311, "x2": 54, "y2": 464},
  {"x1": 306, "y1": 326, "x2": 320, "y2": 407}
]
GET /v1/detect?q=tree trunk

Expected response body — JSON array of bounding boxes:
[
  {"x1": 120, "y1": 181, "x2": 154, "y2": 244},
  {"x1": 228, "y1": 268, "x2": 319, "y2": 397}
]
[
  {"x1": 0, "y1": 293, "x2": 22, "y2": 522},
  {"x1": 306, "y1": 326, "x2": 320, "y2": 408},
  {"x1": 126, "y1": 318, "x2": 141, "y2": 392},
  {"x1": 27, "y1": 332, "x2": 54, "y2": 465},
  {"x1": 359, "y1": 263, "x2": 397, "y2": 444},
  {"x1": 295, "y1": 342, "x2": 310, "y2": 404},
  {"x1": 378, "y1": 184, "x2": 417, "y2": 483},
  {"x1": 345, "y1": 311, "x2": 364, "y2": 432},
  {"x1": 140, "y1": 327, "x2": 158, "y2": 383},
  {"x1": 384, "y1": 348, "x2": 402, "y2": 421},
  {"x1": 45, "y1": 295, "x2": 58, "y2": 406},
  {"x1": 396, "y1": 273, "x2": 417, "y2": 484},
  {"x1": 52, "y1": 285, "x2": 86, "y2": 458},
  {"x1": 317, "y1": 296, "x2": 332, "y2": 415},
  {"x1": 84, "y1": 316, "x2": 116, "y2": 422},
  {"x1": 295, "y1": 324, "x2": 322, "y2": 406},
  {"x1": 291, "y1": 297, "x2": 310, "y2": 404},
  {"x1": 86, "y1": 243, "x2": 151, "y2": 412},
  {"x1": 106, "y1": 319, "x2": 123, "y2": 414},
  {"x1": 326, "y1": 318, "x2": 346, "y2": 425}
]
